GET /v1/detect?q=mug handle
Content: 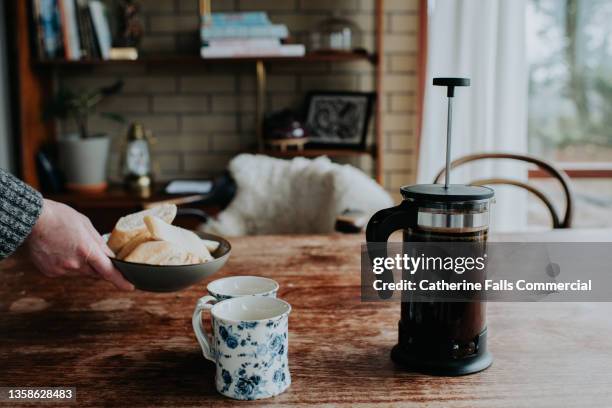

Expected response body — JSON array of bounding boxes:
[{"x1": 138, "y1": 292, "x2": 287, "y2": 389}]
[
  {"x1": 192, "y1": 295, "x2": 217, "y2": 362},
  {"x1": 365, "y1": 200, "x2": 418, "y2": 299}
]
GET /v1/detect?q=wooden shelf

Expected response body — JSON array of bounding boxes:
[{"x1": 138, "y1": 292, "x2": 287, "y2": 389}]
[
  {"x1": 260, "y1": 147, "x2": 375, "y2": 158},
  {"x1": 34, "y1": 51, "x2": 378, "y2": 67},
  {"x1": 12, "y1": 0, "x2": 385, "y2": 187}
]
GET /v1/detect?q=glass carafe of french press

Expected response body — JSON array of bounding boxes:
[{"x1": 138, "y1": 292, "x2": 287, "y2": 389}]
[{"x1": 366, "y1": 78, "x2": 494, "y2": 375}]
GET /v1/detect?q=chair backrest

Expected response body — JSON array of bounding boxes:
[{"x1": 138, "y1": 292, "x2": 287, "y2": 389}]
[{"x1": 433, "y1": 152, "x2": 574, "y2": 228}]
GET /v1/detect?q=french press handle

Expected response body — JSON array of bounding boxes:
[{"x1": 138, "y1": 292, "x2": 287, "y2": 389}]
[{"x1": 365, "y1": 200, "x2": 418, "y2": 299}]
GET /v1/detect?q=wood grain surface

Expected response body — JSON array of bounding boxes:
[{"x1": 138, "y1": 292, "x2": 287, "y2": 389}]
[{"x1": 1, "y1": 231, "x2": 611, "y2": 407}]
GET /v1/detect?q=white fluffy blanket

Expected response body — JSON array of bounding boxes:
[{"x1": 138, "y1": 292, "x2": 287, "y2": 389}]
[{"x1": 203, "y1": 154, "x2": 393, "y2": 236}]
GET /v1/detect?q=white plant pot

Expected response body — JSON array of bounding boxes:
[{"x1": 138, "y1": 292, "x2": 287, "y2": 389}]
[{"x1": 58, "y1": 134, "x2": 110, "y2": 191}]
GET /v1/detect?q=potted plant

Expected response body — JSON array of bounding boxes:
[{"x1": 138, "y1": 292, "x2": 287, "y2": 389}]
[{"x1": 45, "y1": 80, "x2": 124, "y2": 192}]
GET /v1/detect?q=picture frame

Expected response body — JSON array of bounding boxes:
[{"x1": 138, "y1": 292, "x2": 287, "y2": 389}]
[{"x1": 304, "y1": 91, "x2": 375, "y2": 149}]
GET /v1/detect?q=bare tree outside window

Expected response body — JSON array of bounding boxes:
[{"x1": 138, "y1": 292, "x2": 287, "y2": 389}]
[{"x1": 527, "y1": 0, "x2": 612, "y2": 162}]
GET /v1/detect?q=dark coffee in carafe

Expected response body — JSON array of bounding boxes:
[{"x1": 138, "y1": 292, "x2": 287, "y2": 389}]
[{"x1": 401, "y1": 227, "x2": 488, "y2": 361}]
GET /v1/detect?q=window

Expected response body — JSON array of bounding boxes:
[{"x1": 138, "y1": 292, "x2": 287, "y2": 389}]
[
  {"x1": 526, "y1": 0, "x2": 612, "y2": 168},
  {"x1": 526, "y1": 0, "x2": 612, "y2": 228}
]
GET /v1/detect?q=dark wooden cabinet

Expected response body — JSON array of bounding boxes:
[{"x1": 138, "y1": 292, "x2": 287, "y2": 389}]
[{"x1": 47, "y1": 185, "x2": 219, "y2": 233}]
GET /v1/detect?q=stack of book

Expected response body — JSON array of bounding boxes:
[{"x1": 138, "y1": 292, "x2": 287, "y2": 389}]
[
  {"x1": 32, "y1": 0, "x2": 132, "y2": 61},
  {"x1": 200, "y1": 12, "x2": 305, "y2": 58}
]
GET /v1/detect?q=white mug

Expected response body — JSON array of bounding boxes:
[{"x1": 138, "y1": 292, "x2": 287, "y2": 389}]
[
  {"x1": 192, "y1": 296, "x2": 292, "y2": 400},
  {"x1": 207, "y1": 276, "x2": 279, "y2": 300}
]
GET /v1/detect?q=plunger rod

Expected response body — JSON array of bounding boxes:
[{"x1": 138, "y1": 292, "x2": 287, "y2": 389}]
[
  {"x1": 432, "y1": 77, "x2": 470, "y2": 189},
  {"x1": 444, "y1": 97, "x2": 453, "y2": 189}
]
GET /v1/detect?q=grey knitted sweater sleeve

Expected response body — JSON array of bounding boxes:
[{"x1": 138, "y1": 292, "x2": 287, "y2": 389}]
[{"x1": 0, "y1": 169, "x2": 43, "y2": 259}]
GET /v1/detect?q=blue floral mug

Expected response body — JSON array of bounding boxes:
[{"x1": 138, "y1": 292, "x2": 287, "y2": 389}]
[
  {"x1": 192, "y1": 295, "x2": 292, "y2": 400},
  {"x1": 207, "y1": 276, "x2": 279, "y2": 301}
]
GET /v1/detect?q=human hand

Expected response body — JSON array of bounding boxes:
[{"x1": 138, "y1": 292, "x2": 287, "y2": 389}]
[{"x1": 26, "y1": 199, "x2": 134, "y2": 291}]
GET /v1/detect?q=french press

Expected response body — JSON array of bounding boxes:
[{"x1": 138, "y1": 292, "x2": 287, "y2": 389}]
[{"x1": 366, "y1": 78, "x2": 494, "y2": 375}]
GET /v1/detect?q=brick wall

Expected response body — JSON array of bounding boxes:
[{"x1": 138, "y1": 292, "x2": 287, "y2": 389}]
[
  {"x1": 380, "y1": 0, "x2": 419, "y2": 197},
  {"x1": 58, "y1": 0, "x2": 420, "y2": 196}
]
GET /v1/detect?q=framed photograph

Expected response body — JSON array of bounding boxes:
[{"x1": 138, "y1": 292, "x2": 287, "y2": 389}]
[{"x1": 304, "y1": 91, "x2": 375, "y2": 149}]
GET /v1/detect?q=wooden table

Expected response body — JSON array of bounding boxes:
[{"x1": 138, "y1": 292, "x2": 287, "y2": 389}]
[{"x1": 1, "y1": 230, "x2": 612, "y2": 407}]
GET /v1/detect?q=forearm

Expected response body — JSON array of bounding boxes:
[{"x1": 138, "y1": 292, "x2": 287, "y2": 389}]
[{"x1": 0, "y1": 169, "x2": 43, "y2": 259}]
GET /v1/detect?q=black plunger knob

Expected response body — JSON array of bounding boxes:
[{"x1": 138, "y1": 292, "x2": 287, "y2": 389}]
[{"x1": 433, "y1": 77, "x2": 470, "y2": 97}]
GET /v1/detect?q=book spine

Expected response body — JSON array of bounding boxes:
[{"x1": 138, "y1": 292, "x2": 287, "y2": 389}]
[
  {"x1": 78, "y1": 0, "x2": 101, "y2": 59},
  {"x1": 75, "y1": 2, "x2": 89, "y2": 58},
  {"x1": 31, "y1": 0, "x2": 47, "y2": 59},
  {"x1": 39, "y1": 0, "x2": 63, "y2": 58},
  {"x1": 201, "y1": 44, "x2": 305, "y2": 58},
  {"x1": 57, "y1": 0, "x2": 71, "y2": 58},
  {"x1": 88, "y1": 0, "x2": 111, "y2": 59},
  {"x1": 70, "y1": 0, "x2": 82, "y2": 59},
  {"x1": 208, "y1": 12, "x2": 270, "y2": 26},
  {"x1": 201, "y1": 24, "x2": 289, "y2": 40},
  {"x1": 84, "y1": 8, "x2": 101, "y2": 59},
  {"x1": 206, "y1": 38, "x2": 281, "y2": 48},
  {"x1": 60, "y1": 0, "x2": 81, "y2": 60}
]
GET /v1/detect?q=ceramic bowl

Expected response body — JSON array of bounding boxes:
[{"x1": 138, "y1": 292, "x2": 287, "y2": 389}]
[{"x1": 105, "y1": 231, "x2": 231, "y2": 292}]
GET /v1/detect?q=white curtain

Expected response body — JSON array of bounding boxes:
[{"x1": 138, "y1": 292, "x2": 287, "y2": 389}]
[{"x1": 418, "y1": 0, "x2": 529, "y2": 231}]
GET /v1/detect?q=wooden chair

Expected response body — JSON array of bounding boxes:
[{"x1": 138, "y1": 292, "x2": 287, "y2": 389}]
[{"x1": 433, "y1": 153, "x2": 574, "y2": 228}]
